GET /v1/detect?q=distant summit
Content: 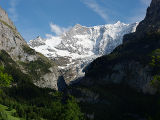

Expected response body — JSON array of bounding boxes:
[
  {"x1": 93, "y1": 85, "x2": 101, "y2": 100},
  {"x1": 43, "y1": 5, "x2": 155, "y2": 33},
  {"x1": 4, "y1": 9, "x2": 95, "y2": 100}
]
[
  {"x1": 29, "y1": 22, "x2": 138, "y2": 84},
  {"x1": 29, "y1": 22, "x2": 138, "y2": 58},
  {"x1": 84, "y1": 0, "x2": 160, "y2": 94}
]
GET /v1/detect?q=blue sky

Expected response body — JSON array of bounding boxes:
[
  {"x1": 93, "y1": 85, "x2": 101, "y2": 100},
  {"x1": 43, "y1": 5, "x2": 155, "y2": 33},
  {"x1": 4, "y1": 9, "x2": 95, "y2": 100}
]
[{"x1": 0, "y1": 0, "x2": 151, "y2": 41}]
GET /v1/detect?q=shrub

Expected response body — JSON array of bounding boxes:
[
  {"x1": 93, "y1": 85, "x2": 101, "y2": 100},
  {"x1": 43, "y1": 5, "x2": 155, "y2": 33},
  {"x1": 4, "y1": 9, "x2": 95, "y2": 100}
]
[
  {"x1": 0, "y1": 66, "x2": 13, "y2": 87},
  {"x1": 150, "y1": 75, "x2": 160, "y2": 89},
  {"x1": 0, "y1": 110, "x2": 8, "y2": 120}
]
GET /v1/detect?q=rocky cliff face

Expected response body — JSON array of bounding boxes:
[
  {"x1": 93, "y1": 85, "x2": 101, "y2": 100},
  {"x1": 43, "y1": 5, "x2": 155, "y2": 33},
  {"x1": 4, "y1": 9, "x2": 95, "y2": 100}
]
[
  {"x1": 83, "y1": 0, "x2": 160, "y2": 94},
  {"x1": 29, "y1": 22, "x2": 138, "y2": 84},
  {"x1": 0, "y1": 6, "x2": 59, "y2": 90},
  {"x1": 67, "y1": 1, "x2": 159, "y2": 119},
  {"x1": 124, "y1": 0, "x2": 160, "y2": 42},
  {"x1": 0, "y1": 7, "x2": 16, "y2": 30},
  {"x1": 136, "y1": 0, "x2": 160, "y2": 34}
]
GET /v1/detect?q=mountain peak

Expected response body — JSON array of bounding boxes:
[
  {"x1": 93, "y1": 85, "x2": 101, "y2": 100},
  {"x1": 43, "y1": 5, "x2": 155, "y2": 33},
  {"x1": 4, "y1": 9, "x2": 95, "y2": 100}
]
[
  {"x1": 113, "y1": 21, "x2": 127, "y2": 27},
  {"x1": 36, "y1": 36, "x2": 41, "y2": 39},
  {"x1": 30, "y1": 22, "x2": 138, "y2": 58},
  {"x1": 115, "y1": 21, "x2": 122, "y2": 24},
  {"x1": 35, "y1": 36, "x2": 43, "y2": 41},
  {"x1": 74, "y1": 24, "x2": 83, "y2": 28},
  {"x1": 29, "y1": 22, "x2": 138, "y2": 83},
  {"x1": 0, "y1": 6, "x2": 16, "y2": 30},
  {"x1": 136, "y1": 0, "x2": 160, "y2": 34}
]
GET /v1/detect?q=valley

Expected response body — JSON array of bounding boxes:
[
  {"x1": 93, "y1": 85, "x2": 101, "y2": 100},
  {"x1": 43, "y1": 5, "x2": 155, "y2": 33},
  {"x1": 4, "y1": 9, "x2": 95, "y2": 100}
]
[
  {"x1": 0, "y1": 0, "x2": 160, "y2": 120},
  {"x1": 29, "y1": 22, "x2": 138, "y2": 85}
]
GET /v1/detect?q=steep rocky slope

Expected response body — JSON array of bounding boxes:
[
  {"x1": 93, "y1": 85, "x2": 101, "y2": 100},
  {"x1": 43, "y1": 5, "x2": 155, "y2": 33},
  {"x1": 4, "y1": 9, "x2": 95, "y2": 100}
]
[
  {"x1": 81, "y1": 0, "x2": 160, "y2": 94},
  {"x1": 0, "y1": 6, "x2": 85, "y2": 120},
  {"x1": 124, "y1": 0, "x2": 160, "y2": 42},
  {"x1": 68, "y1": 0, "x2": 160, "y2": 119},
  {"x1": 29, "y1": 22, "x2": 138, "y2": 84},
  {"x1": 0, "y1": 6, "x2": 59, "y2": 89}
]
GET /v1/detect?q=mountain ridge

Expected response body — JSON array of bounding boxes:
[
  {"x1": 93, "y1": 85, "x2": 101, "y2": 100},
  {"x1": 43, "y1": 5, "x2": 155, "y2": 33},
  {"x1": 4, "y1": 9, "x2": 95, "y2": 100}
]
[
  {"x1": 29, "y1": 21, "x2": 138, "y2": 84},
  {"x1": 81, "y1": 0, "x2": 160, "y2": 94},
  {"x1": 0, "y1": 6, "x2": 60, "y2": 90},
  {"x1": 67, "y1": 0, "x2": 160, "y2": 119},
  {"x1": 0, "y1": 0, "x2": 160, "y2": 119}
]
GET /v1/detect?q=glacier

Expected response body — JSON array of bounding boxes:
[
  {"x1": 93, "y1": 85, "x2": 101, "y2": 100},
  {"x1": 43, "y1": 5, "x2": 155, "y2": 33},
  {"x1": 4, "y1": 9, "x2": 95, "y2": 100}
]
[{"x1": 29, "y1": 21, "x2": 138, "y2": 84}]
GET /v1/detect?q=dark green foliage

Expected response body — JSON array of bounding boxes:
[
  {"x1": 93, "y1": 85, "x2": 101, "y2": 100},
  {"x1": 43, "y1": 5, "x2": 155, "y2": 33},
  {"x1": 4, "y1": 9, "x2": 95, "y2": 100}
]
[
  {"x1": 150, "y1": 75, "x2": 160, "y2": 89},
  {"x1": 0, "y1": 66, "x2": 13, "y2": 87},
  {"x1": 149, "y1": 49, "x2": 160, "y2": 91},
  {"x1": 0, "y1": 50, "x2": 32, "y2": 84},
  {"x1": 22, "y1": 45, "x2": 36, "y2": 55},
  {"x1": 21, "y1": 58, "x2": 52, "y2": 80},
  {"x1": 0, "y1": 80, "x2": 84, "y2": 120},
  {"x1": 60, "y1": 96, "x2": 84, "y2": 120},
  {"x1": 71, "y1": 32, "x2": 160, "y2": 120},
  {"x1": 0, "y1": 86, "x2": 84, "y2": 120},
  {"x1": 0, "y1": 50, "x2": 16, "y2": 64},
  {"x1": 0, "y1": 111, "x2": 8, "y2": 120},
  {"x1": 0, "y1": 50, "x2": 84, "y2": 120},
  {"x1": 149, "y1": 49, "x2": 160, "y2": 74},
  {"x1": 69, "y1": 84, "x2": 157, "y2": 120},
  {"x1": 148, "y1": 49, "x2": 160, "y2": 120}
]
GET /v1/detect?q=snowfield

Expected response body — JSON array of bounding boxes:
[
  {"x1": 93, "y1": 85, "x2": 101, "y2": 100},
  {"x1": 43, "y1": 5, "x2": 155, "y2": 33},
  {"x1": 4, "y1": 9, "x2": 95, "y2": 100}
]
[{"x1": 29, "y1": 21, "x2": 138, "y2": 83}]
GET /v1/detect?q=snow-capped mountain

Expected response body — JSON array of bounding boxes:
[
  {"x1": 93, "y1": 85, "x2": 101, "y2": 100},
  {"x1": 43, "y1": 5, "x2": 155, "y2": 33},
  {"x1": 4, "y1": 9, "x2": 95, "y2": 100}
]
[{"x1": 29, "y1": 21, "x2": 138, "y2": 84}]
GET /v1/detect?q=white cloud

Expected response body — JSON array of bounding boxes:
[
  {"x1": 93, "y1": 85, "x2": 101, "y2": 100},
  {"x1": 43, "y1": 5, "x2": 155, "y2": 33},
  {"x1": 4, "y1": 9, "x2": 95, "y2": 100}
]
[
  {"x1": 140, "y1": 0, "x2": 151, "y2": 5},
  {"x1": 50, "y1": 22, "x2": 71, "y2": 36},
  {"x1": 8, "y1": 0, "x2": 19, "y2": 22},
  {"x1": 81, "y1": 0, "x2": 109, "y2": 22},
  {"x1": 81, "y1": 0, "x2": 151, "y2": 24}
]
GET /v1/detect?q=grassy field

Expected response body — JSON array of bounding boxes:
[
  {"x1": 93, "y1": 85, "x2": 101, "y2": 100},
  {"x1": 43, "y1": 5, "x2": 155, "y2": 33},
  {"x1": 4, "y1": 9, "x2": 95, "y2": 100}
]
[{"x1": 0, "y1": 104, "x2": 23, "y2": 120}]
